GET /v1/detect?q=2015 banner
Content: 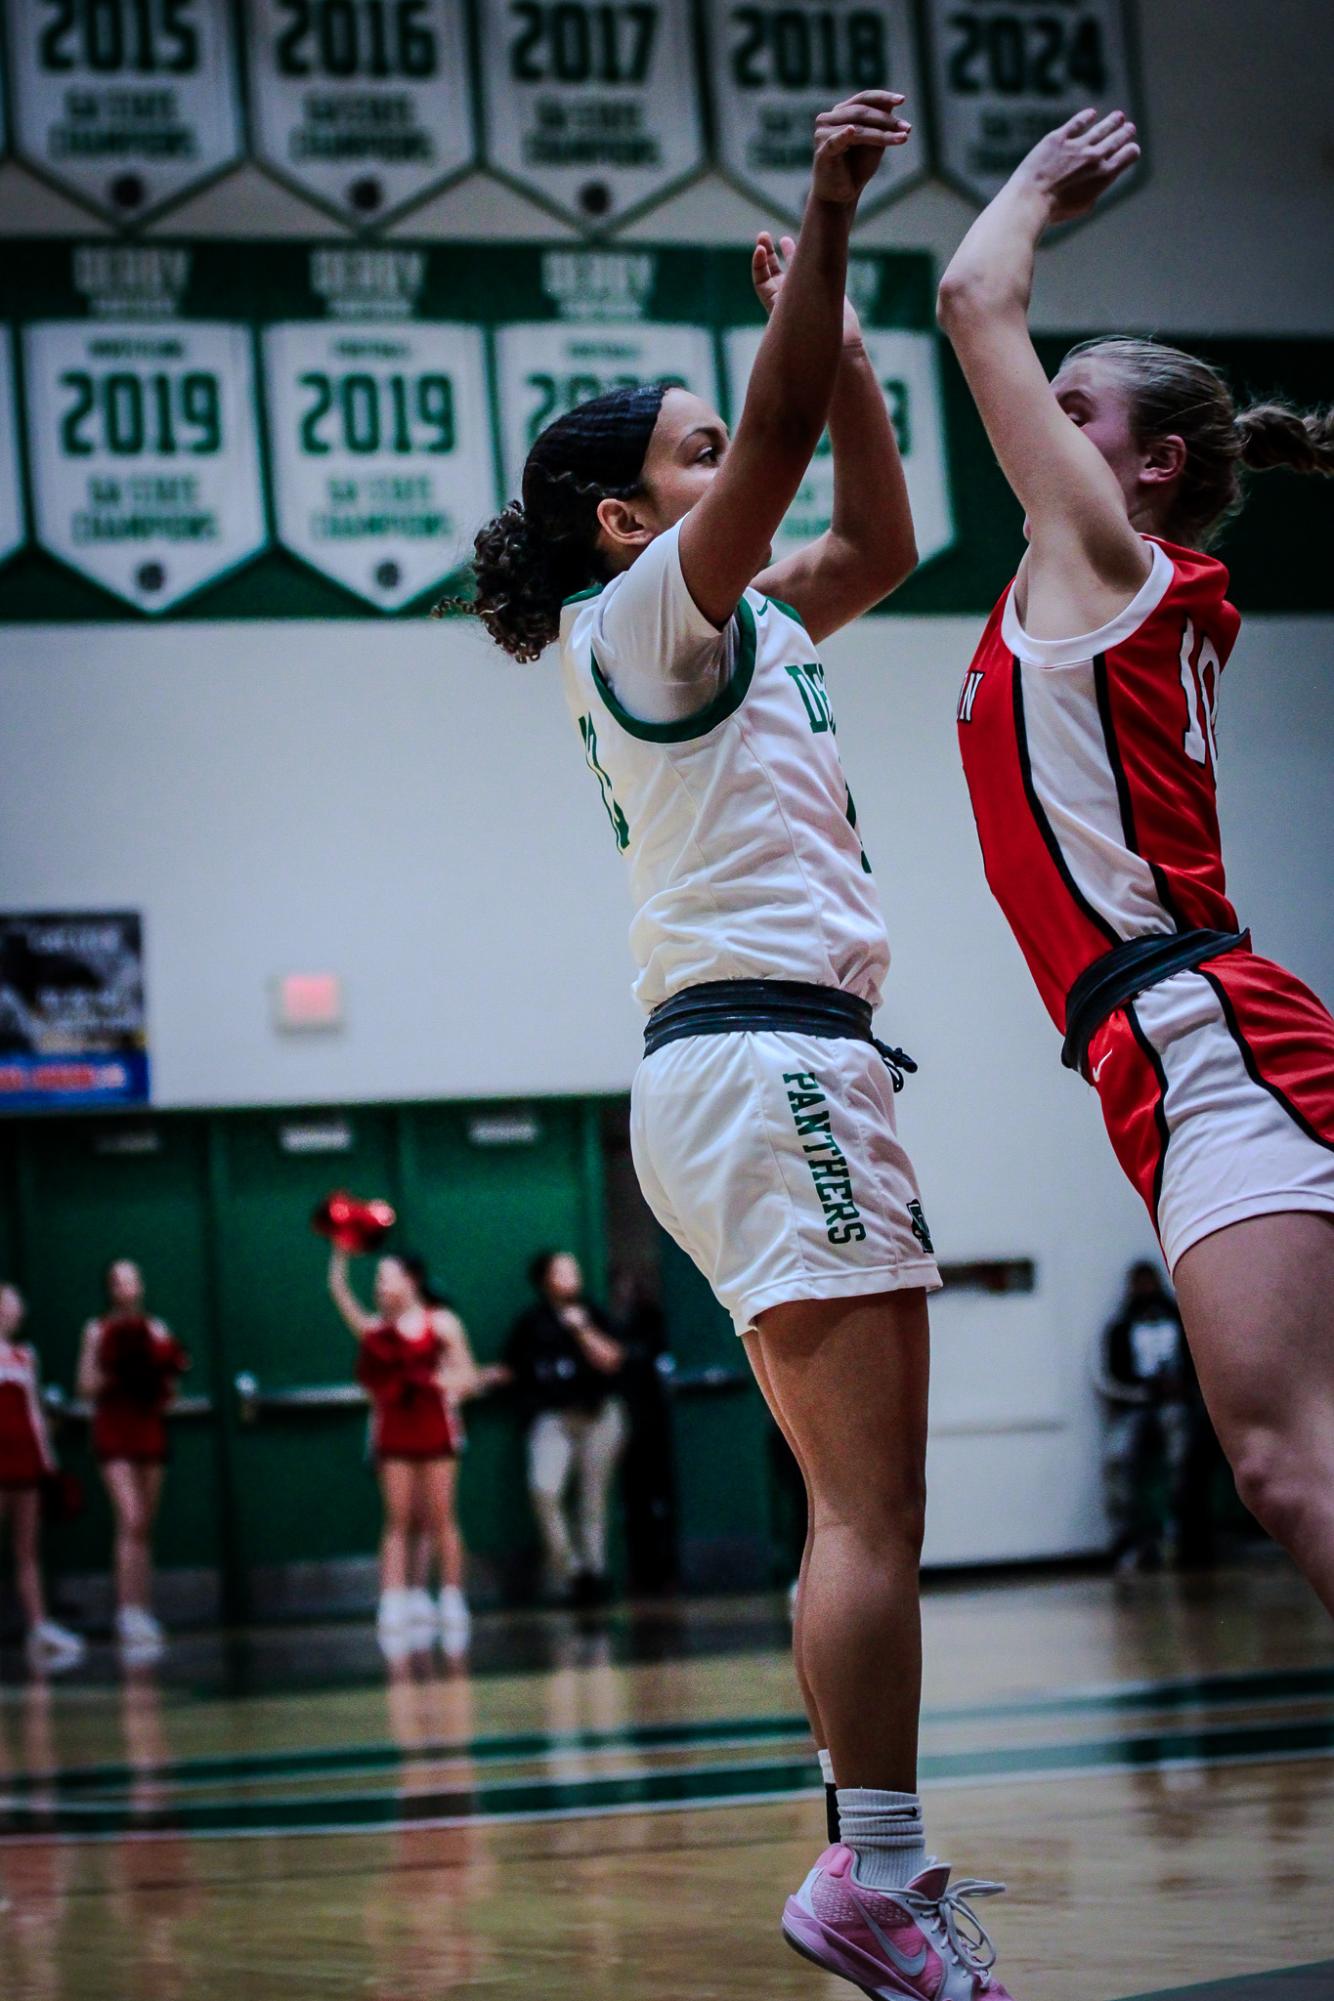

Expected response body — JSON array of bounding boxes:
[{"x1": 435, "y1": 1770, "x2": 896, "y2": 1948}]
[{"x1": 8, "y1": 0, "x2": 244, "y2": 222}]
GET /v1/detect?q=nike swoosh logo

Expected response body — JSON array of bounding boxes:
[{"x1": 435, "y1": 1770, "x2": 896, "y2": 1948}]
[
  {"x1": 1092, "y1": 1053, "x2": 1111, "y2": 1083},
  {"x1": 853, "y1": 1893, "x2": 929, "y2": 1979}
]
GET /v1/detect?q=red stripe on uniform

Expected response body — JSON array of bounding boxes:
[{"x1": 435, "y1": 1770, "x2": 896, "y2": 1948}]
[{"x1": 1199, "y1": 951, "x2": 1334, "y2": 1151}]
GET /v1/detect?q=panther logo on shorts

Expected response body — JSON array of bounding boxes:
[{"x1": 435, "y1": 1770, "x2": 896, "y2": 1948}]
[{"x1": 907, "y1": 1200, "x2": 934, "y2": 1255}]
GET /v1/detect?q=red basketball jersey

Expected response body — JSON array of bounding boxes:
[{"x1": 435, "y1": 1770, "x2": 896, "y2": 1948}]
[{"x1": 956, "y1": 537, "x2": 1242, "y2": 1033}]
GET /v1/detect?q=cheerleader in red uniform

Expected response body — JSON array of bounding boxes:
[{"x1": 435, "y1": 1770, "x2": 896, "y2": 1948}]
[
  {"x1": 328, "y1": 1246, "x2": 490, "y2": 1653},
  {"x1": 76, "y1": 1259, "x2": 189, "y2": 1655},
  {"x1": 0, "y1": 1283, "x2": 85, "y2": 1669}
]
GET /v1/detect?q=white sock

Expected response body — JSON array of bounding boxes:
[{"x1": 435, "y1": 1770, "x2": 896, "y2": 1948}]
[{"x1": 837, "y1": 1787, "x2": 927, "y2": 1891}]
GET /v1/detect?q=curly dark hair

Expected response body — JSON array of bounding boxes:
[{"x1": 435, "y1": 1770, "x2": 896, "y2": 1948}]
[
  {"x1": 1063, "y1": 338, "x2": 1334, "y2": 549},
  {"x1": 436, "y1": 382, "x2": 672, "y2": 661}
]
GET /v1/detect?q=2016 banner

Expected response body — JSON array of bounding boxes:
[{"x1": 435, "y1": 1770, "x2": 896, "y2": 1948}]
[
  {"x1": 245, "y1": 0, "x2": 476, "y2": 226},
  {"x1": 0, "y1": 238, "x2": 953, "y2": 619}
]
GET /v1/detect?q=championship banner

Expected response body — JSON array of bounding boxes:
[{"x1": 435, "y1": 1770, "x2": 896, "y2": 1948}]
[
  {"x1": 0, "y1": 912, "x2": 149, "y2": 1109},
  {"x1": 704, "y1": 0, "x2": 928, "y2": 222},
  {"x1": 495, "y1": 320, "x2": 719, "y2": 501},
  {"x1": 22, "y1": 318, "x2": 268, "y2": 612},
  {"x1": 263, "y1": 318, "x2": 491, "y2": 607},
  {"x1": 6, "y1": 0, "x2": 244, "y2": 223},
  {"x1": 245, "y1": 0, "x2": 475, "y2": 227},
  {"x1": 723, "y1": 256, "x2": 954, "y2": 568},
  {"x1": 478, "y1": 0, "x2": 706, "y2": 229},
  {"x1": 922, "y1": 0, "x2": 1143, "y2": 210},
  {"x1": 0, "y1": 330, "x2": 25, "y2": 569}
]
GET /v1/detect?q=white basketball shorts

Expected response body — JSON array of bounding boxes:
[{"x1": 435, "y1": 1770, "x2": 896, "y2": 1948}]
[{"x1": 630, "y1": 1029, "x2": 941, "y2": 1337}]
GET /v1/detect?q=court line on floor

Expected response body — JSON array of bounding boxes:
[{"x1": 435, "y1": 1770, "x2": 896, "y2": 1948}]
[
  {"x1": 6, "y1": 1661, "x2": 1331, "y2": 1802},
  {"x1": 1118, "y1": 1964, "x2": 1334, "y2": 2001},
  {"x1": 2, "y1": 1712, "x2": 1330, "y2": 1842}
]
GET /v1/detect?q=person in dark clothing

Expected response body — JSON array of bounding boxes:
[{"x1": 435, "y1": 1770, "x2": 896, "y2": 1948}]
[
  {"x1": 609, "y1": 1267, "x2": 677, "y2": 1594},
  {"x1": 1095, "y1": 1260, "x2": 1196, "y2": 1571},
  {"x1": 501, "y1": 1252, "x2": 626, "y2": 1605}
]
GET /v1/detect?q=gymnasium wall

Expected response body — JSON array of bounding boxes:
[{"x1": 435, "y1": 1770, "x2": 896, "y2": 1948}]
[{"x1": 3, "y1": 0, "x2": 1332, "y2": 1569}]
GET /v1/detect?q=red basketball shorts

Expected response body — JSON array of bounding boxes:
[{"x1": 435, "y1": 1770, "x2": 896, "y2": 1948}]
[{"x1": 1087, "y1": 948, "x2": 1334, "y2": 1271}]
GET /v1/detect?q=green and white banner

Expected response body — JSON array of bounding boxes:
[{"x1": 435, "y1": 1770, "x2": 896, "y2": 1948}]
[
  {"x1": 244, "y1": 0, "x2": 475, "y2": 226},
  {"x1": 478, "y1": 0, "x2": 706, "y2": 228},
  {"x1": 495, "y1": 319, "x2": 721, "y2": 500},
  {"x1": 922, "y1": 0, "x2": 1142, "y2": 209},
  {"x1": 263, "y1": 317, "x2": 491, "y2": 606},
  {"x1": 703, "y1": 0, "x2": 928, "y2": 222},
  {"x1": 1, "y1": 239, "x2": 1327, "y2": 622},
  {"x1": 8, "y1": 0, "x2": 244, "y2": 222},
  {"x1": 22, "y1": 318, "x2": 267, "y2": 610}
]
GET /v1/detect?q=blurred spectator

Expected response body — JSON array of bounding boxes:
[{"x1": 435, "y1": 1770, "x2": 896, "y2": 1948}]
[
  {"x1": 1094, "y1": 1261, "x2": 1196, "y2": 1572},
  {"x1": 501, "y1": 1252, "x2": 626, "y2": 1607},
  {"x1": 609, "y1": 1267, "x2": 677, "y2": 1593}
]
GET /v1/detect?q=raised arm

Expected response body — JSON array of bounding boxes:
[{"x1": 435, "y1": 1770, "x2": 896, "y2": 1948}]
[
  {"x1": 752, "y1": 233, "x2": 916, "y2": 640},
  {"x1": 678, "y1": 91, "x2": 910, "y2": 627},
  {"x1": 76, "y1": 1319, "x2": 103, "y2": 1402},
  {"x1": 936, "y1": 109, "x2": 1149, "y2": 633},
  {"x1": 327, "y1": 1248, "x2": 376, "y2": 1340}
]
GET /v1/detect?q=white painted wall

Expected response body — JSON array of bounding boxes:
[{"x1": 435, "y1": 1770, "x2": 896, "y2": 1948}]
[{"x1": 2, "y1": 0, "x2": 1332, "y2": 1561}]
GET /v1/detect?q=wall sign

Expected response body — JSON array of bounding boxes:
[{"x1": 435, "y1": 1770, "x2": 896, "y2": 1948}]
[
  {"x1": 263, "y1": 317, "x2": 491, "y2": 606},
  {"x1": 478, "y1": 0, "x2": 706, "y2": 229},
  {"x1": 704, "y1": 0, "x2": 929, "y2": 222},
  {"x1": 22, "y1": 318, "x2": 268, "y2": 611},
  {"x1": 922, "y1": 0, "x2": 1143, "y2": 209},
  {"x1": 244, "y1": 0, "x2": 475, "y2": 226},
  {"x1": 0, "y1": 912, "x2": 149, "y2": 1108},
  {"x1": 0, "y1": 330, "x2": 25, "y2": 568},
  {"x1": 7, "y1": 0, "x2": 244, "y2": 222}
]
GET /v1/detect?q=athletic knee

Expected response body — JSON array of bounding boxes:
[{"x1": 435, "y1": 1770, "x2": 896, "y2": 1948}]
[
  {"x1": 814, "y1": 1470, "x2": 927, "y2": 1555},
  {"x1": 1231, "y1": 1431, "x2": 1318, "y2": 1549}
]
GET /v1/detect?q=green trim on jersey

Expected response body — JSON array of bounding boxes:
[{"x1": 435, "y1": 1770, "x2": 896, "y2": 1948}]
[
  {"x1": 562, "y1": 583, "x2": 604, "y2": 607},
  {"x1": 591, "y1": 595, "x2": 759, "y2": 744},
  {"x1": 765, "y1": 595, "x2": 804, "y2": 627}
]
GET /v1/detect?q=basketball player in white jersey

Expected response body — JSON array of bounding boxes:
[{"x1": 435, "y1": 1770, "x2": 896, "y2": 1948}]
[{"x1": 455, "y1": 91, "x2": 1016, "y2": 2000}]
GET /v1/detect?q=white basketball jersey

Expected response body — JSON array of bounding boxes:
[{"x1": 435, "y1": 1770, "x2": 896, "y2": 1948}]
[{"x1": 559, "y1": 521, "x2": 890, "y2": 1014}]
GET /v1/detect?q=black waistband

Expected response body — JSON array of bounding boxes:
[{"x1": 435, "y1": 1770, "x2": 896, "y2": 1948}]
[
  {"x1": 1062, "y1": 928, "x2": 1249, "y2": 1078},
  {"x1": 643, "y1": 980, "x2": 917, "y2": 1091}
]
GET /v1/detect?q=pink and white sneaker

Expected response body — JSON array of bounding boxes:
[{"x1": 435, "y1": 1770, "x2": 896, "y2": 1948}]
[{"x1": 782, "y1": 1843, "x2": 1014, "y2": 1999}]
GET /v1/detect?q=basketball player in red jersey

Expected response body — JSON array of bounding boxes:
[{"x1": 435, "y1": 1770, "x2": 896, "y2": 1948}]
[
  {"x1": 939, "y1": 110, "x2": 1334, "y2": 1613},
  {"x1": 328, "y1": 1247, "x2": 491, "y2": 1654},
  {"x1": 78, "y1": 1259, "x2": 190, "y2": 1656}
]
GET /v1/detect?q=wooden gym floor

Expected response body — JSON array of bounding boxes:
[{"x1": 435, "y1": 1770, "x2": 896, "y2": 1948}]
[{"x1": 1, "y1": 1561, "x2": 1331, "y2": 2001}]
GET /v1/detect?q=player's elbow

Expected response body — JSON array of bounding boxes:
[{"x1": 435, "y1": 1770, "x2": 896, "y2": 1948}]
[{"x1": 936, "y1": 267, "x2": 1005, "y2": 335}]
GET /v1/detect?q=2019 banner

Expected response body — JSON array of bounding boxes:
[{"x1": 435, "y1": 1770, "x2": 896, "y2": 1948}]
[{"x1": 0, "y1": 236, "x2": 955, "y2": 618}]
